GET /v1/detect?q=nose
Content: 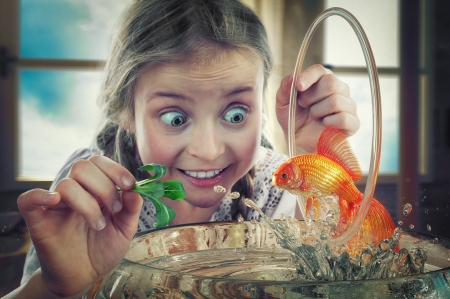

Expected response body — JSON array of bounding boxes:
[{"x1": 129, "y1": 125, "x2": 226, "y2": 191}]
[{"x1": 186, "y1": 123, "x2": 225, "y2": 161}]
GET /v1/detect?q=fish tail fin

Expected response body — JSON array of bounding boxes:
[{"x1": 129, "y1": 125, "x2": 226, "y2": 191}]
[{"x1": 335, "y1": 195, "x2": 397, "y2": 257}]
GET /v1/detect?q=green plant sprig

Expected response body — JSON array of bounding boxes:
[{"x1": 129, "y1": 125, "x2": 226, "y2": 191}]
[{"x1": 118, "y1": 163, "x2": 186, "y2": 228}]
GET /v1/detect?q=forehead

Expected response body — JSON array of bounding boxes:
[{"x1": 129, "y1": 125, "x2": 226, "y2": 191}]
[{"x1": 136, "y1": 49, "x2": 264, "y2": 91}]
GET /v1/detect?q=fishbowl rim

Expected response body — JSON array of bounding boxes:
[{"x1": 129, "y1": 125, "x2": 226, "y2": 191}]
[{"x1": 122, "y1": 220, "x2": 450, "y2": 285}]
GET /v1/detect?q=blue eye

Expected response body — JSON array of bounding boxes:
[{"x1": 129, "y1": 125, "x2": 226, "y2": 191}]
[
  {"x1": 224, "y1": 107, "x2": 247, "y2": 123},
  {"x1": 160, "y1": 111, "x2": 186, "y2": 127}
]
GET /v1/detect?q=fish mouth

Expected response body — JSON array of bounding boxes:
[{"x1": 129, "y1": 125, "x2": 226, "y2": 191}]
[{"x1": 181, "y1": 168, "x2": 224, "y2": 179}]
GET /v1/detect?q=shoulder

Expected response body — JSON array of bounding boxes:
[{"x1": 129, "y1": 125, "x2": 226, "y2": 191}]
[
  {"x1": 50, "y1": 147, "x2": 101, "y2": 190},
  {"x1": 247, "y1": 147, "x2": 294, "y2": 219}
]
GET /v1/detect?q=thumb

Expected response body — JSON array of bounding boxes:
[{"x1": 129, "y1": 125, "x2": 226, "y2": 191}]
[{"x1": 17, "y1": 189, "x2": 61, "y2": 227}]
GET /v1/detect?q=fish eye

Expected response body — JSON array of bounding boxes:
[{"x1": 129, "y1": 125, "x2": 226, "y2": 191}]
[
  {"x1": 160, "y1": 111, "x2": 186, "y2": 127},
  {"x1": 281, "y1": 173, "x2": 287, "y2": 179},
  {"x1": 224, "y1": 107, "x2": 247, "y2": 123}
]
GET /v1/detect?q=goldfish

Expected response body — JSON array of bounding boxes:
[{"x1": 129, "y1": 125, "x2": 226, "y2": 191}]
[{"x1": 272, "y1": 126, "x2": 396, "y2": 257}]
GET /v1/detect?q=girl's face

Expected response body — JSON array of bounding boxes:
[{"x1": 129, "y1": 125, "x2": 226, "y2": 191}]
[{"x1": 133, "y1": 50, "x2": 264, "y2": 212}]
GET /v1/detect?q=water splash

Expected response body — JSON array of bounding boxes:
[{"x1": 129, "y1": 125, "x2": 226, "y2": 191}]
[
  {"x1": 244, "y1": 198, "x2": 428, "y2": 281},
  {"x1": 403, "y1": 203, "x2": 413, "y2": 216}
]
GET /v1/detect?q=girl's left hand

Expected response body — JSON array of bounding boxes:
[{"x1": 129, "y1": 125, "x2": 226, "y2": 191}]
[{"x1": 276, "y1": 64, "x2": 360, "y2": 153}]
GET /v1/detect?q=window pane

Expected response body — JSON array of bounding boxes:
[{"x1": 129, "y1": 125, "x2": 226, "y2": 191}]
[
  {"x1": 336, "y1": 74, "x2": 399, "y2": 174},
  {"x1": 18, "y1": 70, "x2": 102, "y2": 180},
  {"x1": 323, "y1": 0, "x2": 399, "y2": 68},
  {"x1": 20, "y1": 0, "x2": 131, "y2": 60}
]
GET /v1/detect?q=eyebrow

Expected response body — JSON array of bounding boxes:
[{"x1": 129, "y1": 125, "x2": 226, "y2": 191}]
[
  {"x1": 147, "y1": 92, "x2": 187, "y2": 102},
  {"x1": 146, "y1": 86, "x2": 254, "y2": 103},
  {"x1": 225, "y1": 86, "x2": 254, "y2": 97}
]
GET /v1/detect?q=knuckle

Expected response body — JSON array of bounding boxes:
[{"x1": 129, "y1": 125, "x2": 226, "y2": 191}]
[
  {"x1": 88, "y1": 155, "x2": 103, "y2": 164},
  {"x1": 323, "y1": 74, "x2": 339, "y2": 91},
  {"x1": 17, "y1": 189, "x2": 34, "y2": 207},
  {"x1": 69, "y1": 159, "x2": 93, "y2": 179},
  {"x1": 328, "y1": 94, "x2": 341, "y2": 111},
  {"x1": 314, "y1": 64, "x2": 327, "y2": 73},
  {"x1": 55, "y1": 178, "x2": 77, "y2": 196}
]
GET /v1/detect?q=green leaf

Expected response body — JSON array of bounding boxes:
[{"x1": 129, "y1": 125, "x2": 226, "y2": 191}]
[
  {"x1": 138, "y1": 163, "x2": 167, "y2": 182},
  {"x1": 146, "y1": 195, "x2": 172, "y2": 228},
  {"x1": 163, "y1": 180, "x2": 186, "y2": 200},
  {"x1": 122, "y1": 163, "x2": 185, "y2": 228},
  {"x1": 133, "y1": 180, "x2": 165, "y2": 199}
]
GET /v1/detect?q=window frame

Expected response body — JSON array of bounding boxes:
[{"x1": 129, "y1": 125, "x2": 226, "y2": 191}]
[{"x1": 0, "y1": 0, "x2": 105, "y2": 192}]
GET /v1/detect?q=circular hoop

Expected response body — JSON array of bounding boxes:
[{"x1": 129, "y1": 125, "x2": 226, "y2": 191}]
[{"x1": 288, "y1": 7, "x2": 382, "y2": 246}]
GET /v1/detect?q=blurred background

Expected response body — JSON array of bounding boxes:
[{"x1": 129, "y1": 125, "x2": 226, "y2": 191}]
[{"x1": 1, "y1": 0, "x2": 450, "y2": 296}]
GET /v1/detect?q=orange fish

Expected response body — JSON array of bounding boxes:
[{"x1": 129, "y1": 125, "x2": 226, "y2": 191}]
[{"x1": 272, "y1": 126, "x2": 396, "y2": 257}]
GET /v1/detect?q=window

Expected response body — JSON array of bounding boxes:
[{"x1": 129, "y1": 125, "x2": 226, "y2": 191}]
[
  {"x1": 323, "y1": 0, "x2": 400, "y2": 176},
  {"x1": 0, "y1": 0, "x2": 131, "y2": 189},
  {"x1": 249, "y1": 0, "x2": 431, "y2": 183}
]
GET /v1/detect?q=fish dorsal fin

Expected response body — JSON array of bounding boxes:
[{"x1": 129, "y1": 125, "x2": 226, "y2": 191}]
[{"x1": 317, "y1": 126, "x2": 362, "y2": 181}]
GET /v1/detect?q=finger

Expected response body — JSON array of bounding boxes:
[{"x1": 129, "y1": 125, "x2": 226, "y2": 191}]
[
  {"x1": 88, "y1": 156, "x2": 136, "y2": 191},
  {"x1": 323, "y1": 112, "x2": 361, "y2": 136},
  {"x1": 296, "y1": 64, "x2": 332, "y2": 92},
  {"x1": 298, "y1": 73, "x2": 350, "y2": 108},
  {"x1": 54, "y1": 178, "x2": 106, "y2": 231},
  {"x1": 113, "y1": 191, "x2": 143, "y2": 239},
  {"x1": 275, "y1": 74, "x2": 294, "y2": 108},
  {"x1": 309, "y1": 94, "x2": 357, "y2": 120},
  {"x1": 17, "y1": 189, "x2": 61, "y2": 225},
  {"x1": 68, "y1": 156, "x2": 136, "y2": 215}
]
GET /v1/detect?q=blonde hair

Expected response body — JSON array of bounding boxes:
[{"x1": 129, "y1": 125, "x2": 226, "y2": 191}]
[{"x1": 96, "y1": 0, "x2": 273, "y2": 217}]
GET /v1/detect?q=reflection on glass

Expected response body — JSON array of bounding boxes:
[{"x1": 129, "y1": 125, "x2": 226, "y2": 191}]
[
  {"x1": 339, "y1": 74, "x2": 399, "y2": 174},
  {"x1": 20, "y1": 0, "x2": 131, "y2": 60},
  {"x1": 18, "y1": 70, "x2": 102, "y2": 179},
  {"x1": 324, "y1": 0, "x2": 399, "y2": 68}
]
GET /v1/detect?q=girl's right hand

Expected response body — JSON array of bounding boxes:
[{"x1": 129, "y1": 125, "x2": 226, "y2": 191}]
[{"x1": 17, "y1": 156, "x2": 143, "y2": 298}]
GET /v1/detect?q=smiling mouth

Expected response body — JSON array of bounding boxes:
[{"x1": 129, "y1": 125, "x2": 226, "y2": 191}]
[{"x1": 182, "y1": 169, "x2": 224, "y2": 179}]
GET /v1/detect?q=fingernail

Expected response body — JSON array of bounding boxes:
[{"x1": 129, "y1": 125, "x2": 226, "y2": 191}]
[
  {"x1": 122, "y1": 175, "x2": 135, "y2": 187},
  {"x1": 45, "y1": 192, "x2": 56, "y2": 201},
  {"x1": 96, "y1": 216, "x2": 106, "y2": 230},
  {"x1": 299, "y1": 78, "x2": 307, "y2": 90},
  {"x1": 112, "y1": 199, "x2": 123, "y2": 214}
]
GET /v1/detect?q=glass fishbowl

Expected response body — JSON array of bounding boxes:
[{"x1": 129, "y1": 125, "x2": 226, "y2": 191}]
[{"x1": 88, "y1": 220, "x2": 450, "y2": 299}]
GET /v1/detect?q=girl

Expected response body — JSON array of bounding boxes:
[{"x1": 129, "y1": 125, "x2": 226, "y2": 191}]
[{"x1": 6, "y1": 0, "x2": 358, "y2": 298}]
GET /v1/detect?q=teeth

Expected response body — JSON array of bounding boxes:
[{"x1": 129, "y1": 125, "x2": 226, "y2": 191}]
[{"x1": 184, "y1": 169, "x2": 222, "y2": 179}]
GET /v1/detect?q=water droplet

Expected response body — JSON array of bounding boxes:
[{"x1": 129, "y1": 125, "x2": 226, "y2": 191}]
[
  {"x1": 213, "y1": 185, "x2": 226, "y2": 193},
  {"x1": 398, "y1": 221, "x2": 403, "y2": 225},
  {"x1": 237, "y1": 214, "x2": 244, "y2": 223},
  {"x1": 427, "y1": 224, "x2": 431, "y2": 231},
  {"x1": 425, "y1": 209, "x2": 429, "y2": 214},
  {"x1": 403, "y1": 203, "x2": 412, "y2": 216},
  {"x1": 409, "y1": 224, "x2": 414, "y2": 229},
  {"x1": 229, "y1": 191, "x2": 240, "y2": 199}
]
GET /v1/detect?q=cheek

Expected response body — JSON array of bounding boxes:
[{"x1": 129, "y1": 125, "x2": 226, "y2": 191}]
[
  {"x1": 134, "y1": 119, "x2": 176, "y2": 166},
  {"x1": 234, "y1": 114, "x2": 262, "y2": 163}
]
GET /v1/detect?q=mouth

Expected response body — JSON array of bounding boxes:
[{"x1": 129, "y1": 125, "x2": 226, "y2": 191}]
[
  {"x1": 182, "y1": 169, "x2": 224, "y2": 179},
  {"x1": 179, "y1": 167, "x2": 228, "y2": 187}
]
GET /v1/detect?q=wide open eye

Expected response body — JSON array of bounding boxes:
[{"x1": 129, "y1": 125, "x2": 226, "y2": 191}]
[
  {"x1": 160, "y1": 111, "x2": 186, "y2": 127},
  {"x1": 223, "y1": 107, "x2": 247, "y2": 124},
  {"x1": 281, "y1": 173, "x2": 288, "y2": 179}
]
